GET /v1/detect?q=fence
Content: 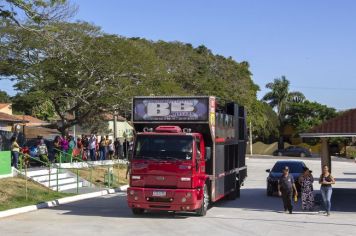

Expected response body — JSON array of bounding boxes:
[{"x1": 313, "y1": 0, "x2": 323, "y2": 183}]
[{"x1": 16, "y1": 149, "x2": 128, "y2": 201}]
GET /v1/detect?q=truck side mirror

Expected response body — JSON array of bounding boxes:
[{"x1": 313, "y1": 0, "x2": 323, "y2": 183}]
[{"x1": 205, "y1": 147, "x2": 211, "y2": 161}]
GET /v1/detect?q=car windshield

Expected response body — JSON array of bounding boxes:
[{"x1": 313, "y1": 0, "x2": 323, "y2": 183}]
[
  {"x1": 271, "y1": 162, "x2": 305, "y2": 173},
  {"x1": 134, "y1": 135, "x2": 193, "y2": 161}
]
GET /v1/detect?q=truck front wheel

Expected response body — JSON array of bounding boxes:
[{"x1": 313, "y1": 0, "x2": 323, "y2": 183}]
[
  {"x1": 196, "y1": 184, "x2": 209, "y2": 216},
  {"x1": 132, "y1": 208, "x2": 144, "y2": 215}
]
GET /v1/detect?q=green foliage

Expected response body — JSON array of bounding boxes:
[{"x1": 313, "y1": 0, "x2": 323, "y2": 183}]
[
  {"x1": 1, "y1": 21, "x2": 274, "y2": 136},
  {"x1": 0, "y1": 0, "x2": 69, "y2": 26},
  {"x1": 0, "y1": 89, "x2": 11, "y2": 103},
  {"x1": 80, "y1": 115, "x2": 110, "y2": 135},
  {"x1": 263, "y1": 76, "x2": 305, "y2": 122},
  {"x1": 249, "y1": 100, "x2": 279, "y2": 139},
  {"x1": 31, "y1": 99, "x2": 55, "y2": 120},
  {"x1": 285, "y1": 100, "x2": 337, "y2": 134}
]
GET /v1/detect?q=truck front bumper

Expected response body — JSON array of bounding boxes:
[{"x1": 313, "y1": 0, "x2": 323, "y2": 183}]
[{"x1": 127, "y1": 187, "x2": 203, "y2": 211}]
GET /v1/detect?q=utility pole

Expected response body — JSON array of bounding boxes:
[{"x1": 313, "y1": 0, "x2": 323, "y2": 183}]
[
  {"x1": 113, "y1": 112, "x2": 118, "y2": 139},
  {"x1": 249, "y1": 121, "x2": 253, "y2": 156},
  {"x1": 73, "y1": 111, "x2": 76, "y2": 138}
]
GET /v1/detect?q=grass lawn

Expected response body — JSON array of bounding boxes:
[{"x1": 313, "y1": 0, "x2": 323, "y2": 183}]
[
  {"x1": 74, "y1": 164, "x2": 129, "y2": 188},
  {"x1": 0, "y1": 177, "x2": 73, "y2": 211}
]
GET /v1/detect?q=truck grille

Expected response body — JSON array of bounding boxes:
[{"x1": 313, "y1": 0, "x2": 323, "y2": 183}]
[
  {"x1": 146, "y1": 197, "x2": 173, "y2": 203},
  {"x1": 145, "y1": 185, "x2": 177, "y2": 189}
]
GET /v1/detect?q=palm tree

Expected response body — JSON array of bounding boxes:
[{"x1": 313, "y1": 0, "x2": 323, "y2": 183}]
[{"x1": 263, "y1": 76, "x2": 305, "y2": 148}]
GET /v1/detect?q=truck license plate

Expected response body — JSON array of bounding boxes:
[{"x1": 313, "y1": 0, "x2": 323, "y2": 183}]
[{"x1": 152, "y1": 191, "x2": 166, "y2": 197}]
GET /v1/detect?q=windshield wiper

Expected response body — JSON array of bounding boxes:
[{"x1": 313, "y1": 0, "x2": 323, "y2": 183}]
[{"x1": 162, "y1": 156, "x2": 181, "y2": 161}]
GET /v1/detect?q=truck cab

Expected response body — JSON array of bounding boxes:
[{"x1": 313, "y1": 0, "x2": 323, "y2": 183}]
[{"x1": 128, "y1": 126, "x2": 210, "y2": 214}]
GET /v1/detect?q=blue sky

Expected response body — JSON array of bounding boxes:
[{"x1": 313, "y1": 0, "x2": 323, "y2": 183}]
[{"x1": 2, "y1": 0, "x2": 356, "y2": 110}]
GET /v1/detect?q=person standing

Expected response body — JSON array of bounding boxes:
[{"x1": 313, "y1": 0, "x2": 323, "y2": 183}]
[
  {"x1": 114, "y1": 138, "x2": 121, "y2": 159},
  {"x1": 0, "y1": 135, "x2": 3, "y2": 151},
  {"x1": 123, "y1": 139, "x2": 128, "y2": 159},
  {"x1": 53, "y1": 136, "x2": 61, "y2": 162},
  {"x1": 319, "y1": 165, "x2": 335, "y2": 216},
  {"x1": 298, "y1": 167, "x2": 315, "y2": 211},
  {"x1": 88, "y1": 134, "x2": 97, "y2": 161},
  {"x1": 105, "y1": 135, "x2": 110, "y2": 160},
  {"x1": 108, "y1": 139, "x2": 114, "y2": 160},
  {"x1": 278, "y1": 166, "x2": 298, "y2": 214},
  {"x1": 60, "y1": 135, "x2": 69, "y2": 153},
  {"x1": 10, "y1": 136, "x2": 21, "y2": 169},
  {"x1": 82, "y1": 135, "x2": 89, "y2": 161},
  {"x1": 99, "y1": 137, "x2": 106, "y2": 161},
  {"x1": 37, "y1": 139, "x2": 49, "y2": 163}
]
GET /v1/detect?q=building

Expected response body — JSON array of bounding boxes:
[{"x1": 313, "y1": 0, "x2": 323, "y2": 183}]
[{"x1": 0, "y1": 103, "x2": 26, "y2": 132}]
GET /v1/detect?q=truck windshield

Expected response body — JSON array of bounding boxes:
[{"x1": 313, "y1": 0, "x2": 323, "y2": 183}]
[{"x1": 134, "y1": 135, "x2": 193, "y2": 160}]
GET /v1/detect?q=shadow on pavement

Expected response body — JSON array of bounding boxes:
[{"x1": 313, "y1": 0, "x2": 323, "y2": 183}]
[
  {"x1": 215, "y1": 187, "x2": 356, "y2": 213},
  {"x1": 47, "y1": 186, "x2": 356, "y2": 219}
]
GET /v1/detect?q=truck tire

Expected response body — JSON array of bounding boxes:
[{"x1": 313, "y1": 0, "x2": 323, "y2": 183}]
[
  {"x1": 132, "y1": 208, "x2": 144, "y2": 215},
  {"x1": 228, "y1": 180, "x2": 241, "y2": 200},
  {"x1": 236, "y1": 183, "x2": 241, "y2": 198},
  {"x1": 196, "y1": 184, "x2": 209, "y2": 216}
]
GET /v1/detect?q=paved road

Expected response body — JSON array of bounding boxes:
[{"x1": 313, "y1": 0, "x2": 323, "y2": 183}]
[{"x1": 1, "y1": 156, "x2": 356, "y2": 236}]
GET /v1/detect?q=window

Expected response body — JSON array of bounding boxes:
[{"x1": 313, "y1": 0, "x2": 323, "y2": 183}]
[{"x1": 134, "y1": 135, "x2": 193, "y2": 160}]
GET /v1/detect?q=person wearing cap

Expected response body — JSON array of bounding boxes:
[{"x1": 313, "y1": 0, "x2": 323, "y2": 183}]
[
  {"x1": 278, "y1": 166, "x2": 298, "y2": 214},
  {"x1": 298, "y1": 167, "x2": 315, "y2": 211}
]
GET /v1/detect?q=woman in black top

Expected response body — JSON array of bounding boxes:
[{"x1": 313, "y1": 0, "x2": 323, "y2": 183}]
[{"x1": 319, "y1": 165, "x2": 335, "y2": 216}]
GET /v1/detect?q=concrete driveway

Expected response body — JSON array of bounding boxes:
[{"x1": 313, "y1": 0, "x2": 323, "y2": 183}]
[{"x1": 1, "y1": 156, "x2": 356, "y2": 236}]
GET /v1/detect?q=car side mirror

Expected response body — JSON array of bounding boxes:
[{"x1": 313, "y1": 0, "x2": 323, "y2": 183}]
[
  {"x1": 266, "y1": 169, "x2": 270, "y2": 173},
  {"x1": 205, "y1": 147, "x2": 211, "y2": 161}
]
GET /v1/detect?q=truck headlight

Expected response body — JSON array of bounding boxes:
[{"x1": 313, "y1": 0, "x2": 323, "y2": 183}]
[
  {"x1": 131, "y1": 175, "x2": 141, "y2": 180},
  {"x1": 180, "y1": 177, "x2": 191, "y2": 182}
]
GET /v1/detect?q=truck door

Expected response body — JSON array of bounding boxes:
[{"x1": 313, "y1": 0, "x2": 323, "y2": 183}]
[{"x1": 194, "y1": 136, "x2": 206, "y2": 186}]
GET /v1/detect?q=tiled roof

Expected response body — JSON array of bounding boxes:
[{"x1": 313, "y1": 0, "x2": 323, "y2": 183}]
[
  {"x1": 301, "y1": 109, "x2": 356, "y2": 137},
  {"x1": 0, "y1": 112, "x2": 25, "y2": 122},
  {"x1": 0, "y1": 103, "x2": 11, "y2": 109},
  {"x1": 102, "y1": 113, "x2": 126, "y2": 121},
  {"x1": 25, "y1": 126, "x2": 60, "y2": 139},
  {"x1": 13, "y1": 115, "x2": 48, "y2": 124}
]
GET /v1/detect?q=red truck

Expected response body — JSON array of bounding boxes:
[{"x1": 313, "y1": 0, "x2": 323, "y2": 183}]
[{"x1": 127, "y1": 96, "x2": 247, "y2": 216}]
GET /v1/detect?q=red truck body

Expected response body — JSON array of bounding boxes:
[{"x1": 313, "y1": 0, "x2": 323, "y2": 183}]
[{"x1": 127, "y1": 96, "x2": 247, "y2": 216}]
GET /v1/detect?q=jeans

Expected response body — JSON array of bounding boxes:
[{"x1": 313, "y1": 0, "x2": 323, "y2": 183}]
[
  {"x1": 89, "y1": 149, "x2": 96, "y2": 161},
  {"x1": 99, "y1": 148, "x2": 106, "y2": 161},
  {"x1": 320, "y1": 186, "x2": 332, "y2": 213},
  {"x1": 11, "y1": 151, "x2": 19, "y2": 169}
]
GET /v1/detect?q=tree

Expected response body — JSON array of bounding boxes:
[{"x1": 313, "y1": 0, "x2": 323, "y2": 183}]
[
  {"x1": 249, "y1": 100, "x2": 279, "y2": 141},
  {"x1": 2, "y1": 20, "x2": 268, "y2": 136},
  {"x1": 0, "y1": 22, "x2": 168, "y2": 134},
  {"x1": 263, "y1": 76, "x2": 305, "y2": 148},
  {"x1": 0, "y1": 0, "x2": 73, "y2": 27},
  {"x1": 285, "y1": 100, "x2": 337, "y2": 134},
  {"x1": 0, "y1": 89, "x2": 11, "y2": 103},
  {"x1": 31, "y1": 99, "x2": 55, "y2": 120}
]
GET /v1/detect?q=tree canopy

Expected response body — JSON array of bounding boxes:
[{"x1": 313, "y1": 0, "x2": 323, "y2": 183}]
[
  {"x1": 1, "y1": 18, "x2": 277, "y2": 137},
  {"x1": 0, "y1": 89, "x2": 11, "y2": 103},
  {"x1": 0, "y1": 0, "x2": 72, "y2": 26}
]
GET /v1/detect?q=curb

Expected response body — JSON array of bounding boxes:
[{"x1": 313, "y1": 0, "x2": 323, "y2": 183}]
[{"x1": 0, "y1": 185, "x2": 129, "y2": 219}]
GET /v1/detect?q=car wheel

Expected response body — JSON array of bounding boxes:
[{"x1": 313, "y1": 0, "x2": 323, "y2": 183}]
[
  {"x1": 267, "y1": 185, "x2": 273, "y2": 196},
  {"x1": 132, "y1": 208, "x2": 144, "y2": 215},
  {"x1": 228, "y1": 179, "x2": 240, "y2": 200},
  {"x1": 300, "y1": 152, "x2": 306, "y2": 158},
  {"x1": 278, "y1": 152, "x2": 283, "y2": 156}
]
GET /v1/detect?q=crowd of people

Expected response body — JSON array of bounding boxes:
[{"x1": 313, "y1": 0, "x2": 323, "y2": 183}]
[
  {"x1": 278, "y1": 165, "x2": 336, "y2": 216},
  {"x1": 53, "y1": 134, "x2": 133, "y2": 162},
  {"x1": 9, "y1": 134, "x2": 133, "y2": 168}
]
